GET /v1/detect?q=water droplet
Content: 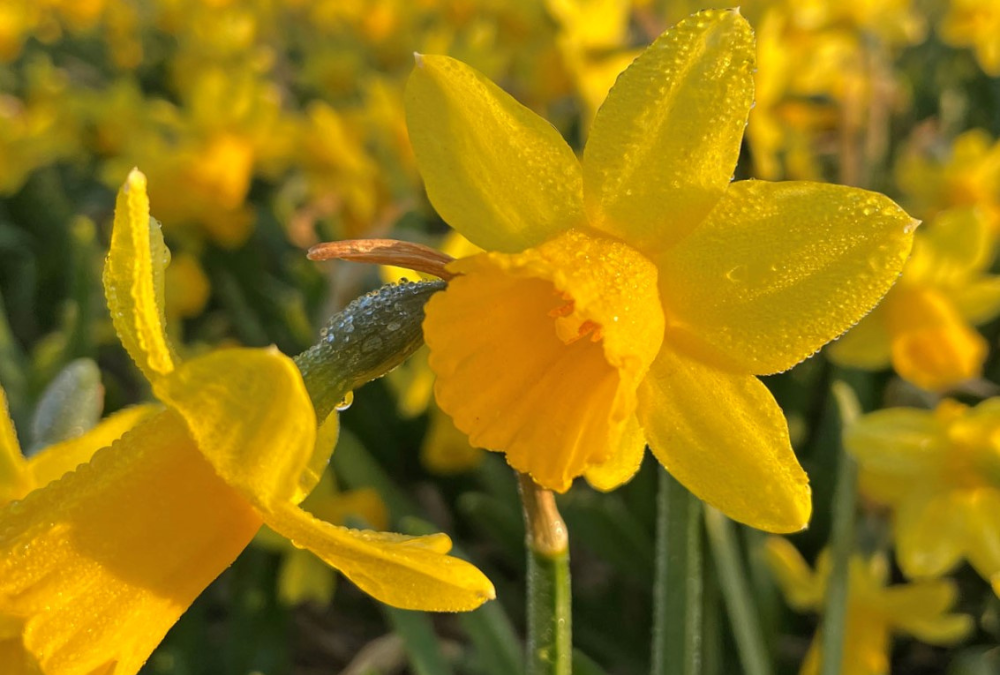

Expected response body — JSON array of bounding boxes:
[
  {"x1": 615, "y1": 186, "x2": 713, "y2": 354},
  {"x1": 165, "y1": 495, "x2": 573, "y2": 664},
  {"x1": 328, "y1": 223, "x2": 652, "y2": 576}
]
[
  {"x1": 386, "y1": 321, "x2": 401, "y2": 331},
  {"x1": 725, "y1": 265, "x2": 747, "y2": 282},
  {"x1": 335, "y1": 391, "x2": 354, "y2": 411}
]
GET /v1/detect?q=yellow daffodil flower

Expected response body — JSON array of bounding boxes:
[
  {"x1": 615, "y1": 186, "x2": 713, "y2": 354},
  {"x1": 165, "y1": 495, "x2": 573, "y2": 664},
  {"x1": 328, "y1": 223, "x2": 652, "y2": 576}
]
[
  {"x1": 0, "y1": 169, "x2": 494, "y2": 675},
  {"x1": 896, "y1": 128, "x2": 1000, "y2": 231},
  {"x1": 405, "y1": 8, "x2": 917, "y2": 533},
  {"x1": 766, "y1": 537, "x2": 972, "y2": 675},
  {"x1": 255, "y1": 471, "x2": 389, "y2": 606},
  {"x1": 828, "y1": 207, "x2": 1000, "y2": 391},
  {"x1": 940, "y1": 0, "x2": 1000, "y2": 76},
  {"x1": 1, "y1": 374, "x2": 157, "y2": 674},
  {"x1": 846, "y1": 399, "x2": 1000, "y2": 592}
]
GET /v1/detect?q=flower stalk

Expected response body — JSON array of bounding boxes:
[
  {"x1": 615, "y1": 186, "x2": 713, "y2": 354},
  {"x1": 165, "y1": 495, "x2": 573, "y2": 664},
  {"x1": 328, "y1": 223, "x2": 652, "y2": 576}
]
[
  {"x1": 652, "y1": 468, "x2": 702, "y2": 675},
  {"x1": 820, "y1": 383, "x2": 862, "y2": 675},
  {"x1": 518, "y1": 473, "x2": 572, "y2": 675}
]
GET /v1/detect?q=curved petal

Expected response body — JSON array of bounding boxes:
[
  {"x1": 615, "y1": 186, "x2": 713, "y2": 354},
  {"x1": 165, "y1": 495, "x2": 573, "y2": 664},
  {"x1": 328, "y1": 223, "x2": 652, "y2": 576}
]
[
  {"x1": 638, "y1": 344, "x2": 810, "y2": 533},
  {"x1": 405, "y1": 54, "x2": 584, "y2": 253},
  {"x1": 0, "y1": 411, "x2": 262, "y2": 675},
  {"x1": 155, "y1": 348, "x2": 319, "y2": 508},
  {"x1": 102, "y1": 169, "x2": 177, "y2": 382},
  {"x1": 27, "y1": 404, "x2": 160, "y2": 490},
  {"x1": 844, "y1": 406, "x2": 945, "y2": 478},
  {"x1": 583, "y1": 8, "x2": 754, "y2": 253},
  {"x1": 881, "y1": 580, "x2": 973, "y2": 644},
  {"x1": 961, "y1": 489, "x2": 1000, "y2": 584},
  {"x1": 894, "y1": 493, "x2": 966, "y2": 578},
  {"x1": 584, "y1": 414, "x2": 646, "y2": 491},
  {"x1": 0, "y1": 385, "x2": 30, "y2": 504},
  {"x1": 263, "y1": 501, "x2": 495, "y2": 612},
  {"x1": 658, "y1": 180, "x2": 916, "y2": 375}
]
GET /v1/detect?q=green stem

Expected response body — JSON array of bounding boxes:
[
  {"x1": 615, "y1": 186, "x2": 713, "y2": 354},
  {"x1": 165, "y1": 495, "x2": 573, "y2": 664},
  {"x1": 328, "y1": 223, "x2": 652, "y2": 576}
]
[
  {"x1": 821, "y1": 383, "x2": 862, "y2": 675},
  {"x1": 704, "y1": 508, "x2": 772, "y2": 675},
  {"x1": 519, "y1": 473, "x2": 572, "y2": 675},
  {"x1": 652, "y1": 468, "x2": 702, "y2": 675}
]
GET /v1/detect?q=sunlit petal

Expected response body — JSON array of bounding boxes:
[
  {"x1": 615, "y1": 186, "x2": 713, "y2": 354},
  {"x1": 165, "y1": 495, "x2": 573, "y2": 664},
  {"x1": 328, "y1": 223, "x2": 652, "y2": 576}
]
[
  {"x1": 155, "y1": 348, "x2": 318, "y2": 507},
  {"x1": 263, "y1": 501, "x2": 495, "y2": 612},
  {"x1": 638, "y1": 344, "x2": 810, "y2": 533},
  {"x1": 405, "y1": 54, "x2": 584, "y2": 252},
  {"x1": 658, "y1": 180, "x2": 916, "y2": 375},
  {"x1": 0, "y1": 411, "x2": 262, "y2": 675},
  {"x1": 102, "y1": 169, "x2": 177, "y2": 381},
  {"x1": 583, "y1": 9, "x2": 754, "y2": 253}
]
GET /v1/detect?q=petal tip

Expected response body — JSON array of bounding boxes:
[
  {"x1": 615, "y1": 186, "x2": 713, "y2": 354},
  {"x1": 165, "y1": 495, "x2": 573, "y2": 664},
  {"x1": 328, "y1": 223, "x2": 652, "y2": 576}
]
[
  {"x1": 413, "y1": 52, "x2": 425, "y2": 68},
  {"x1": 125, "y1": 167, "x2": 146, "y2": 193}
]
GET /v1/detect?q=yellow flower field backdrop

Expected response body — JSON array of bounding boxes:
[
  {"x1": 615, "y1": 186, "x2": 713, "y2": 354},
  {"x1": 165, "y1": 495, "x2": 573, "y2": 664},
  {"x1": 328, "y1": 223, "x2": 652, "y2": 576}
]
[{"x1": 1, "y1": 1, "x2": 1000, "y2": 674}]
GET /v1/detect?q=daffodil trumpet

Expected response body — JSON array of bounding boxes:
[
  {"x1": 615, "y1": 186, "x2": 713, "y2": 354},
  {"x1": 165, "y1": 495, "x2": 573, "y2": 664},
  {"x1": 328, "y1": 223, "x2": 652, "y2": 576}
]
[{"x1": 0, "y1": 169, "x2": 495, "y2": 675}]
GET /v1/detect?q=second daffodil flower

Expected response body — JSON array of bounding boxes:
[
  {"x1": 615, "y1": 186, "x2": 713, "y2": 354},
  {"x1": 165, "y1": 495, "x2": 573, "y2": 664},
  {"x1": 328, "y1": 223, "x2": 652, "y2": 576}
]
[
  {"x1": 406, "y1": 8, "x2": 917, "y2": 533},
  {"x1": 0, "y1": 170, "x2": 494, "y2": 675}
]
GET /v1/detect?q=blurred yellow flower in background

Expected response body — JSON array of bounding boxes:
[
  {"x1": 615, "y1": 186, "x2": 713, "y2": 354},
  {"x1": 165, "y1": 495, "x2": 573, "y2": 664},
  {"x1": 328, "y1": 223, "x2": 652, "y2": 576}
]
[
  {"x1": 896, "y1": 128, "x2": 1000, "y2": 231},
  {"x1": 940, "y1": 0, "x2": 1000, "y2": 76},
  {"x1": 847, "y1": 399, "x2": 1000, "y2": 592},
  {"x1": 0, "y1": 169, "x2": 494, "y2": 674},
  {"x1": 407, "y1": 9, "x2": 916, "y2": 533},
  {"x1": 766, "y1": 537, "x2": 972, "y2": 675},
  {"x1": 828, "y1": 207, "x2": 1000, "y2": 391}
]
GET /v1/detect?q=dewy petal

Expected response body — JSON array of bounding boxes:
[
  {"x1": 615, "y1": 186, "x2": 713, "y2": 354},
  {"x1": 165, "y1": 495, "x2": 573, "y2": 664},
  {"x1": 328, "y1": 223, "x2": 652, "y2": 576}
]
[
  {"x1": 405, "y1": 54, "x2": 584, "y2": 253},
  {"x1": 0, "y1": 385, "x2": 31, "y2": 504},
  {"x1": 658, "y1": 180, "x2": 916, "y2": 376},
  {"x1": 0, "y1": 411, "x2": 262, "y2": 675},
  {"x1": 27, "y1": 404, "x2": 160, "y2": 491},
  {"x1": 583, "y1": 9, "x2": 754, "y2": 254},
  {"x1": 262, "y1": 501, "x2": 495, "y2": 612},
  {"x1": 424, "y1": 229, "x2": 663, "y2": 491},
  {"x1": 102, "y1": 169, "x2": 177, "y2": 382},
  {"x1": 154, "y1": 348, "x2": 319, "y2": 508},
  {"x1": 584, "y1": 414, "x2": 647, "y2": 492},
  {"x1": 637, "y1": 344, "x2": 811, "y2": 533}
]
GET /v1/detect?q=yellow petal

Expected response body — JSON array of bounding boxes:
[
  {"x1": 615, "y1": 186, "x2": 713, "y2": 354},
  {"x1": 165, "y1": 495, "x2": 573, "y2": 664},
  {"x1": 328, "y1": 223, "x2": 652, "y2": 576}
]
[
  {"x1": 952, "y1": 277, "x2": 1000, "y2": 325},
  {"x1": 894, "y1": 493, "x2": 966, "y2": 578},
  {"x1": 881, "y1": 580, "x2": 973, "y2": 644},
  {"x1": 886, "y1": 286, "x2": 987, "y2": 391},
  {"x1": 102, "y1": 169, "x2": 177, "y2": 382},
  {"x1": 155, "y1": 348, "x2": 318, "y2": 508},
  {"x1": 26, "y1": 404, "x2": 160, "y2": 490},
  {"x1": 0, "y1": 411, "x2": 262, "y2": 675},
  {"x1": 637, "y1": 344, "x2": 810, "y2": 533},
  {"x1": 762, "y1": 537, "x2": 822, "y2": 610},
  {"x1": 263, "y1": 501, "x2": 495, "y2": 612},
  {"x1": 582, "y1": 9, "x2": 754, "y2": 254},
  {"x1": 844, "y1": 406, "x2": 944, "y2": 478},
  {"x1": 658, "y1": 180, "x2": 916, "y2": 375},
  {"x1": 0, "y1": 385, "x2": 30, "y2": 504},
  {"x1": 424, "y1": 229, "x2": 663, "y2": 491},
  {"x1": 961, "y1": 489, "x2": 1000, "y2": 584},
  {"x1": 405, "y1": 54, "x2": 584, "y2": 253},
  {"x1": 825, "y1": 303, "x2": 892, "y2": 370},
  {"x1": 584, "y1": 414, "x2": 646, "y2": 491}
]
